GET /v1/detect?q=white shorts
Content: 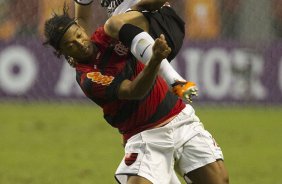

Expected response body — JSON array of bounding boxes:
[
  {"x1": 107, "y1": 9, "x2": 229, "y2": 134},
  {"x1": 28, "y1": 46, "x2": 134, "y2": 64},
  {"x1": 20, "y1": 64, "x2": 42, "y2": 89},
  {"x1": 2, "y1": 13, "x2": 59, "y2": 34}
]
[{"x1": 115, "y1": 105, "x2": 224, "y2": 184}]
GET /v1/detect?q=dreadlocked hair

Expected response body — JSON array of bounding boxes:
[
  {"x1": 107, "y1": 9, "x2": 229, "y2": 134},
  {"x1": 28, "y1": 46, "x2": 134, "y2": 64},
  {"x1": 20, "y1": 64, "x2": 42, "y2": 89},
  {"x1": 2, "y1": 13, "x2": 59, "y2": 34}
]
[
  {"x1": 43, "y1": 2, "x2": 78, "y2": 67},
  {"x1": 43, "y1": 3, "x2": 76, "y2": 50}
]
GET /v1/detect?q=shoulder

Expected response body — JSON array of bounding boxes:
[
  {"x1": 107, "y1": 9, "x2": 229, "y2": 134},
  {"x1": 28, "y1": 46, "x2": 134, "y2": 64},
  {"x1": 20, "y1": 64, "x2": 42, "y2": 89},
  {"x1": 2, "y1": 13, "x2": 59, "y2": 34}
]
[{"x1": 91, "y1": 26, "x2": 129, "y2": 57}]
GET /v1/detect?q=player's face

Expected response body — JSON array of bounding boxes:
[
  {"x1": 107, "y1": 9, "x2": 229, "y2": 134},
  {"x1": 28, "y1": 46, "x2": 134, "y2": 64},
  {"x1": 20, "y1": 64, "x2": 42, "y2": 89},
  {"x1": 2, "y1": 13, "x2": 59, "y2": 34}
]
[{"x1": 59, "y1": 24, "x2": 94, "y2": 60}]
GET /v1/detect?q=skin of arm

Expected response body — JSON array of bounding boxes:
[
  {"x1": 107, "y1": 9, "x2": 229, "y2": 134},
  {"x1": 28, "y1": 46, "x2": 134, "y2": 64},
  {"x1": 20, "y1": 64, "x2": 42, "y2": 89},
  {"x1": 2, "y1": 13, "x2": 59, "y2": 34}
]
[
  {"x1": 74, "y1": 2, "x2": 95, "y2": 36},
  {"x1": 118, "y1": 34, "x2": 171, "y2": 100}
]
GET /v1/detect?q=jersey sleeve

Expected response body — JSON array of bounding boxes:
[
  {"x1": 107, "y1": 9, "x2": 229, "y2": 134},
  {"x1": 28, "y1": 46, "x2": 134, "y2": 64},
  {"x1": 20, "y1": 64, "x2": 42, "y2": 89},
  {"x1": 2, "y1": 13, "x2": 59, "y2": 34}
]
[{"x1": 91, "y1": 26, "x2": 118, "y2": 48}]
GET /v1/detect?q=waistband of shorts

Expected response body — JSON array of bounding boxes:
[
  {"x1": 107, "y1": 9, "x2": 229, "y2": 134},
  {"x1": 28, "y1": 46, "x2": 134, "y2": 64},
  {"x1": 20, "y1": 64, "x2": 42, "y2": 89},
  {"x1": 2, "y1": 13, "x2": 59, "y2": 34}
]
[{"x1": 122, "y1": 105, "x2": 196, "y2": 142}]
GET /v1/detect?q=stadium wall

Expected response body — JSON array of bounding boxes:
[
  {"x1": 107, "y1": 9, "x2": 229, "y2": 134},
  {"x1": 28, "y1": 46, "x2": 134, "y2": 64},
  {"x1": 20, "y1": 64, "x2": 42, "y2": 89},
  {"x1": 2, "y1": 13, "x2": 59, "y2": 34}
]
[{"x1": 0, "y1": 39, "x2": 281, "y2": 104}]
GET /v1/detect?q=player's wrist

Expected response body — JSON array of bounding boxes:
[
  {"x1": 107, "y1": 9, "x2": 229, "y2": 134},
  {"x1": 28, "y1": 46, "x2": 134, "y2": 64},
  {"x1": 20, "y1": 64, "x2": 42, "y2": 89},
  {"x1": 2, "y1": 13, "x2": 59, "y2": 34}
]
[{"x1": 74, "y1": 0, "x2": 93, "y2": 6}]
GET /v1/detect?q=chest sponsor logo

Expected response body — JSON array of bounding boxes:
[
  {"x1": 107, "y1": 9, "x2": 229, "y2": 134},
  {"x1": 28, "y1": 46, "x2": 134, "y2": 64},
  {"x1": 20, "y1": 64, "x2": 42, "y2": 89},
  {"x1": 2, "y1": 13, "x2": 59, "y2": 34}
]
[{"x1": 86, "y1": 72, "x2": 114, "y2": 86}]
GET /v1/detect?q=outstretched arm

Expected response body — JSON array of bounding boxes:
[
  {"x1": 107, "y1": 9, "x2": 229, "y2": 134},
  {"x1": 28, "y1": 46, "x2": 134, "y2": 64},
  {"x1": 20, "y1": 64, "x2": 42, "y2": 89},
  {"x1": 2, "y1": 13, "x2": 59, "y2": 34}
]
[{"x1": 74, "y1": 0, "x2": 95, "y2": 36}]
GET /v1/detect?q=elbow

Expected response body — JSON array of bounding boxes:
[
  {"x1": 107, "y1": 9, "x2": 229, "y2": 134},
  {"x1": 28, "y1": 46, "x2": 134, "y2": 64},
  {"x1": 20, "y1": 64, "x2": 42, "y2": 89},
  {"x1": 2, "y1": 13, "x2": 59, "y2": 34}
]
[
  {"x1": 118, "y1": 79, "x2": 151, "y2": 100},
  {"x1": 121, "y1": 90, "x2": 147, "y2": 100},
  {"x1": 131, "y1": 91, "x2": 147, "y2": 100},
  {"x1": 119, "y1": 87, "x2": 148, "y2": 100},
  {"x1": 128, "y1": 84, "x2": 151, "y2": 100}
]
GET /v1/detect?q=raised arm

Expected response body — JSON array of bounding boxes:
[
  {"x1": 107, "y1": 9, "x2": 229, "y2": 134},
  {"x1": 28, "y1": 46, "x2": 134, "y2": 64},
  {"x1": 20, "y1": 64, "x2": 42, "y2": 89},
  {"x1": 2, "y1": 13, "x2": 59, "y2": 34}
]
[
  {"x1": 74, "y1": 0, "x2": 95, "y2": 36},
  {"x1": 118, "y1": 34, "x2": 171, "y2": 100}
]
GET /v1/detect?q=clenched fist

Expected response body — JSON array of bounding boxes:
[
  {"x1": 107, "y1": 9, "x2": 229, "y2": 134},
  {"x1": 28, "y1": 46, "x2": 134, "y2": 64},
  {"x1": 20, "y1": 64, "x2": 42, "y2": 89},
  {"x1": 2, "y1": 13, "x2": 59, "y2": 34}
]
[{"x1": 150, "y1": 34, "x2": 171, "y2": 66}]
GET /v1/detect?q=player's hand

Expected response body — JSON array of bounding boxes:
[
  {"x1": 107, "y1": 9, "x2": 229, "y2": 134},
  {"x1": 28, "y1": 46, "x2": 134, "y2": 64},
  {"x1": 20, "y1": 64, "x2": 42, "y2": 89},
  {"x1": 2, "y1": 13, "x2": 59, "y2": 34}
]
[{"x1": 150, "y1": 34, "x2": 171, "y2": 65}]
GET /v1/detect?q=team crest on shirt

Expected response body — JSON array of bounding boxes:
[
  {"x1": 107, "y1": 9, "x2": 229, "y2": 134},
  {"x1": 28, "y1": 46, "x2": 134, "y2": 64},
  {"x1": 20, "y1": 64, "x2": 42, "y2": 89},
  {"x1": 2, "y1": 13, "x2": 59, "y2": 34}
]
[
  {"x1": 124, "y1": 153, "x2": 138, "y2": 166},
  {"x1": 87, "y1": 72, "x2": 114, "y2": 86},
  {"x1": 114, "y1": 41, "x2": 128, "y2": 56}
]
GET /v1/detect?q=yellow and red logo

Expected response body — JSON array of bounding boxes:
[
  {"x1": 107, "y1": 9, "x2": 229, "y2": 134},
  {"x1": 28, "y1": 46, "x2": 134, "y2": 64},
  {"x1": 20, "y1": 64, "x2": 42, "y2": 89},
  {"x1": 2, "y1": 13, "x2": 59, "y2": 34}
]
[{"x1": 86, "y1": 72, "x2": 114, "y2": 86}]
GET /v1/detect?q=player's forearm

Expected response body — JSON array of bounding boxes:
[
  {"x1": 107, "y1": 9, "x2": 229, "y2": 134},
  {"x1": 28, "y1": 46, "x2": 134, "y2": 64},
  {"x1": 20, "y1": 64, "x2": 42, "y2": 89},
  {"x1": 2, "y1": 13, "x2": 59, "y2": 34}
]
[
  {"x1": 119, "y1": 35, "x2": 170, "y2": 100},
  {"x1": 118, "y1": 61, "x2": 160, "y2": 100},
  {"x1": 74, "y1": 1, "x2": 94, "y2": 36}
]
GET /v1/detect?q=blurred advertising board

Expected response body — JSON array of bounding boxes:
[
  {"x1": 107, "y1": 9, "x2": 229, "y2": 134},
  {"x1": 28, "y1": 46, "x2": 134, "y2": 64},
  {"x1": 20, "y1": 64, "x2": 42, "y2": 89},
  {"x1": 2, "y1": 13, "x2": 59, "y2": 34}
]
[{"x1": 0, "y1": 38, "x2": 281, "y2": 104}]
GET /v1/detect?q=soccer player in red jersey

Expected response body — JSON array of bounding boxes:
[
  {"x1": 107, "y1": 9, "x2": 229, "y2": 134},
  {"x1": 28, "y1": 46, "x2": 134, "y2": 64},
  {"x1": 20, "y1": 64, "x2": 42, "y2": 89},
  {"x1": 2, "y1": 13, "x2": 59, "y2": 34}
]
[{"x1": 44, "y1": 1, "x2": 229, "y2": 184}]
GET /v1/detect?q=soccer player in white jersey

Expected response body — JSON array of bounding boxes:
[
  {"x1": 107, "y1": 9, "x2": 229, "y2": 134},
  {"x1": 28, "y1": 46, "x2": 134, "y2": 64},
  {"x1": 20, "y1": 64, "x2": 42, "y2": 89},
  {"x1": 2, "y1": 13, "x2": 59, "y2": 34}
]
[{"x1": 100, "y1": 0, "x2": 198, "y2": 102}]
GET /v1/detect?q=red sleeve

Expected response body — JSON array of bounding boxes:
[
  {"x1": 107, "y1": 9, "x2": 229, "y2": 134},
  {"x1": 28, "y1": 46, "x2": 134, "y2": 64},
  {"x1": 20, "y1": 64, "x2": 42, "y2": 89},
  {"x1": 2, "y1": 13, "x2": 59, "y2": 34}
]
[{"x1": 91, "y1": 26, "x2": 119, "y2": 48}]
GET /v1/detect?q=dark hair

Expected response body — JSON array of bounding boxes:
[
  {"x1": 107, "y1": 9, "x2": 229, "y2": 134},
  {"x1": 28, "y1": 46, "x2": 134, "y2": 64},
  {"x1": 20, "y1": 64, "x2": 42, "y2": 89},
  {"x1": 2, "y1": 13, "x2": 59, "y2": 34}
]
[
  {"x1": 44, "y1": 3, "x2": 76, "y2": 50},
  {"x1": 44, "y1": 3, "x2": 78, "y2": 67}
]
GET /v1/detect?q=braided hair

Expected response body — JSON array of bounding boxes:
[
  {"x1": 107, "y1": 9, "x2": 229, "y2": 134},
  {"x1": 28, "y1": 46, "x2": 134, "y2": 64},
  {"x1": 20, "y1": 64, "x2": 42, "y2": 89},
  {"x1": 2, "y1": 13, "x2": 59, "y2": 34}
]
[{"x1": 43, "y1": 3, "x2": 77, "y2": 67}]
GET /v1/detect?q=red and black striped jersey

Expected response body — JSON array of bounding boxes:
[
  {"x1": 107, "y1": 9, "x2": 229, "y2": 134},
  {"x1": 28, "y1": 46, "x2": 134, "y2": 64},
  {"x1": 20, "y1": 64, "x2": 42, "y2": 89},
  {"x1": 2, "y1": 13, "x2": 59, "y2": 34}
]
[{"x1": 75, "y1": 26, "x2": 185, "y2": 140}]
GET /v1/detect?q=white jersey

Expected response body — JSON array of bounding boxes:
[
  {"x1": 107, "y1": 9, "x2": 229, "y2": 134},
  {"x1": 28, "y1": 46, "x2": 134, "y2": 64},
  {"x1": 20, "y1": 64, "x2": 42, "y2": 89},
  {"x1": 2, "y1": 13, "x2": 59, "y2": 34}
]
[{"x1": 110, "y1": 0, "x2": 141, "y2": 16}]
